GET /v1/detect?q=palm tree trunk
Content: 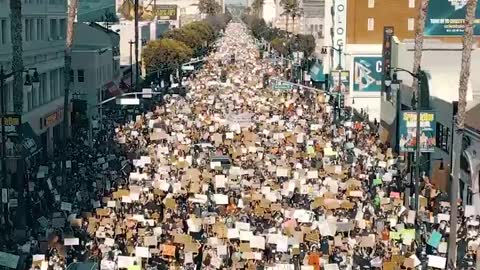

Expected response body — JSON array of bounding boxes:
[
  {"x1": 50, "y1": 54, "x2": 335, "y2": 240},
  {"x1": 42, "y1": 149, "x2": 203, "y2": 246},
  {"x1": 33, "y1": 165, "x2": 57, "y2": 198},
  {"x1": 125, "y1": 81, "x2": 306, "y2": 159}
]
[
  {"x1": 292, "y1": 16, "x2": 295, "y2": 35},
  {"x1": 9, "y1": 0, "x2": 26, "y2": 230},
  {"x1": 62, "y1": 0, "x2": 79, "y2": 183},
  {"x1": 447, "y1": 0, "x2": 477, "y2": 266},
  {"x1": 285, "y1": 15, "x2": 289, "y2": 35},
  {"x1": 10, "y1": 0, "x2": 23, "y2": 114},
  {"x1": 411, "y1": 0, "x2": 429, "y2": 91}
]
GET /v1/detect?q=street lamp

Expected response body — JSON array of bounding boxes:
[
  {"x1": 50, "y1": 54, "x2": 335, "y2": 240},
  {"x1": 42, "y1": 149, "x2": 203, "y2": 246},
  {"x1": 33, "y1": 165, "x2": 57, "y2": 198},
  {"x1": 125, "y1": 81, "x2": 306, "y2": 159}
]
[{"x1": 386, "y1": 66, "x2": 423, "y2": 253}]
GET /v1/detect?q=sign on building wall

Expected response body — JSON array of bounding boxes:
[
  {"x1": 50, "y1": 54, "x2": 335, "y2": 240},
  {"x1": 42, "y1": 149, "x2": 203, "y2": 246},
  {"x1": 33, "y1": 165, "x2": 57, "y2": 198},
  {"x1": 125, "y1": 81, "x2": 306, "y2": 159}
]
[
  {"x1": 154, "y1": 5, "x2": 178, "y2": 21},
  {"x1": 329, "y1": 70, "x2": 350, "y2": 93},
  {"x1": 425, "y1": 0, "x2": 480, "y2": 36},
  {"x1": 399, "y1": 111, "x2": 436, "y2": 153},
  {"x1": 353, "y1": 56, "x2": 383, "y2": 92},
  {"x1": 332, "y1": 0, "x2": 347, "y2": 68}
]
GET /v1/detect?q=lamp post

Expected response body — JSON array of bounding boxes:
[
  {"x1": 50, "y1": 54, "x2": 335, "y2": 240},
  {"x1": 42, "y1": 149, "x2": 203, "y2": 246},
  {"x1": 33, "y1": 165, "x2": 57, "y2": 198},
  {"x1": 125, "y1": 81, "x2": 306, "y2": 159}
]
[
  {"x1": 322, "y1": 45, "x2": 343, "y2": 122},
  {"x1": 0, "y1": 66, "x2": 39, "y2": 223},
  {"x1": 385, "y1": 67, "x2": 423, "y2": 249}
]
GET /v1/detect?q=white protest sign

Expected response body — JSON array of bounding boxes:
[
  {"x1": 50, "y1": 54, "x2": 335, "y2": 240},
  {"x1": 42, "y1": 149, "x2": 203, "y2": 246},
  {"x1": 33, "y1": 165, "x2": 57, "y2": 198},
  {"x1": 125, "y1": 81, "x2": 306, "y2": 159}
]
[
  {"x1": 60, "y1": 202, "x2": 72, "y2": 212},
  {"x1": 64, "y1": 238, "x2": 79, "y2": 246}
]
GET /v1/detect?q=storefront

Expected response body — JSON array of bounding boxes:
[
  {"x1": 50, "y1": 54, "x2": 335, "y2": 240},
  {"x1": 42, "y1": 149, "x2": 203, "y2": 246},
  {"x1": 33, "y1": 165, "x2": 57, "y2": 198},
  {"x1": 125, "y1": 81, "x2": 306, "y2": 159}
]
[{"x1": 39, "y1": 107, "x2": 64, "y2": 156}]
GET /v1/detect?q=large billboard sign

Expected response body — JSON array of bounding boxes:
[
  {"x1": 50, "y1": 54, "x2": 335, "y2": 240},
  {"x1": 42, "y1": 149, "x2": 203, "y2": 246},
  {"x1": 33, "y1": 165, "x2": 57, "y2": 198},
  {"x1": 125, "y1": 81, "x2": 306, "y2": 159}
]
[
  {"x1": 399, "y1": 111, "x2": 436, "y2": 153},
  {"x1": 425, "y1": 0, "x2": 480, "y2": 36},
  {"x1": 353, "y1": 56, "x2": 383, "y2": 92}
]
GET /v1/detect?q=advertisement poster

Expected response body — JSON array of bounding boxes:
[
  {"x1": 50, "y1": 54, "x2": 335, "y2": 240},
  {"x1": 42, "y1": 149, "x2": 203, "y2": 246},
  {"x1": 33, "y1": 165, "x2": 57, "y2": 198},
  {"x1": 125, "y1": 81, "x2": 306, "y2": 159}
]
[
  {"x1": 353, "y1": 56, "x2": 383, "y2": 92},
  {"x1": 118, "y1": 1, "x2": 177, "y2": 21},
  {"x1": 399, "y1": 111, "x2": 436, "y2": 153},
  {"x1": 329, "y1": 71, "x2": 350, "y2": 93},
  {"x1": 425, "y1": 0, "x2": 480, "y2": 36}
]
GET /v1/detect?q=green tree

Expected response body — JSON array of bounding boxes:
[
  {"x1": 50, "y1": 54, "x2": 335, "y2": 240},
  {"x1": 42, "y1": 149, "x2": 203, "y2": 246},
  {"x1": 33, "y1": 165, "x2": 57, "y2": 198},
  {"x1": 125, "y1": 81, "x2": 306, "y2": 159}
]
[
  {"x1": 184, "y1": 21, "x2": 215, "y2": 45},
  {"x1": 280, "y1": 0, "x2": 300, "y2": 34},
  {"x1": 290, "y1": 34, "x2": 315, "y2": 57},
  {"x1": 205, "y1": 14, "x2": 228, "y2": 33},
  {"x1": 251, "y1": 0, "x2": 264, "y2": 18},
  {"x1": 143, "y1": 39, "x2": 193, "y2": 73},
  {"x1": 199, "y1": 0, "x2": 221, "y2": 16},
  {"x1": 271, "y1": 37, "x2": 288, "y2": 56},
  {"x1": 164, "y1": 28, "x2": 204, "y2": 51},
  {"x1": 10, "y1": 0, "x2": 23, "y2": 114}
]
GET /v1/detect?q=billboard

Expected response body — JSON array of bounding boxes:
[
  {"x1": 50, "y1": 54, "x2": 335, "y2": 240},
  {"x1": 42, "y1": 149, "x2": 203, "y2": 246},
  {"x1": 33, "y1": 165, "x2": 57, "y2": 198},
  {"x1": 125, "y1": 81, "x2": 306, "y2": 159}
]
[
  {"x1": 399, "y1": 111, "x2": 436, "y2": 153},
  {"x1": 118, "y1": 1, "x2": 177, "y2": 21},
  {"x1": 353, "y1": 56, "x2": 383, "y2": 92},
  {"x1": 425, "y1": 0, "x2": 480, "y2": 36},
  {"x1": 329, "y1": 70, "x2": 350, "y2": 93}
]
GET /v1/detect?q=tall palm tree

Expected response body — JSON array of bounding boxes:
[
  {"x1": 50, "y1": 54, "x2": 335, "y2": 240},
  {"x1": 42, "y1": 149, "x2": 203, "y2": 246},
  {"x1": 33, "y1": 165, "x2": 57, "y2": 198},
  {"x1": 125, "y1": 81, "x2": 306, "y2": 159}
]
[
  {"x1": 280, "y1": 0, "x2": 298, "y2": 34},
  {"x1": 10, "y1": 0, "x2": 23, "y2": 114},
  {"x1": 290, "y1": 6, "x2": 303, "y2": 34},
  {"x1": 62, "y1": 0, "x2": 79, "y2": 184},
  {"x1": 251, "y1": 0, "x2": 264, "y2": 18},
  {"x1": 411, "y1": 0, "x2": 429, "y2": 90},
  {"x1": 447, "y1": 0, "x2": 478, "y2": 266}
]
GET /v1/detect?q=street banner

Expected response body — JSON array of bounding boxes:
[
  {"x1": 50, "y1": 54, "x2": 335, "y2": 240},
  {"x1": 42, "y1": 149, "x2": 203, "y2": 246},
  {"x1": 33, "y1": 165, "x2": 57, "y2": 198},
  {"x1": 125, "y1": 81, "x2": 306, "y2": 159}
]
[
  {"x1": 353, "y1": 56, "x2": 383, "y2": 92},
  {"x1": 329, "y1": 70, "x2": 350, "y2": 93},
  {"x1": 381, "y1": 26, "x2": 394, "y2": 95},
  {"x1": 425, "y1": 0, "x2": 480, "y2": 36},
  {"x1": 399, "y1": 111, "x2": 436, "y2": 153}
]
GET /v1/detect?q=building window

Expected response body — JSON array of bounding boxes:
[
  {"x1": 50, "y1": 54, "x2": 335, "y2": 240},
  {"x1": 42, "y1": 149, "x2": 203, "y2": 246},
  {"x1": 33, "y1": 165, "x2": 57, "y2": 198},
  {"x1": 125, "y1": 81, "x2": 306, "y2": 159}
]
[
  {"x1": 78, "y1": 69, "x2": 85, "y2": 82},
  {"x1": 24, "y1": 18, "x2": 34, "y2": 41},
  {"x1": 50, "y1": 19, "x2": 57, "y2": 40},
  {"x1": 69, "y1": 70, "x2": 74, "y2": 82},
  {"x1": 368, "y1": 0, "x2": 374, "y2": 8},
  {"x1": 318, "y1": 24, "x2": 324, "y2": 38},
  {"x1": 32, "y1": 81, "x2": 38, "y2": 107},
  {"x1": 367, "y1": 18, "x2": 374, "y2": 31},
  {"x1": 36, "y1": 18, "x2": 45, "y2": 40},
  {"x1": 409, "y1": 0, "x2": 415, "y2": 8},
  {"x1": 40, "y1": 73, "x2": 46, "y2": 105},
  {"x1": 435, "y1": 122, "x2": 450, "y2": 153},
  {"x1": 0, "y1": 19, "x2": 7, "y2": 45},
  {"x1": 27, "y1": 91, "x2": 32, "y2": 111},
  {"x1": 59, "y1": 68, "x2": 64, "y2": 97},
  {"x1": 59, "y1": 18, "x2": 66, "y2": 39},
  {"x1": 408, "y1": 18, "x2": 415, "y2": 31}
]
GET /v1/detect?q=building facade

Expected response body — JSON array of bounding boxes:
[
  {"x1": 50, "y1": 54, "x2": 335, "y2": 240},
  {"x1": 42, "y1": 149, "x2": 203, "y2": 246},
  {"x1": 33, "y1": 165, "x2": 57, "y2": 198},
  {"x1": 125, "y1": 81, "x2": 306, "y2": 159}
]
[
  {"x1": 71, "y1": 23, "x2": 121, "y2": 120},
  {"x1": 0, "y1": 0, "x2": 69, "y2": 166}
]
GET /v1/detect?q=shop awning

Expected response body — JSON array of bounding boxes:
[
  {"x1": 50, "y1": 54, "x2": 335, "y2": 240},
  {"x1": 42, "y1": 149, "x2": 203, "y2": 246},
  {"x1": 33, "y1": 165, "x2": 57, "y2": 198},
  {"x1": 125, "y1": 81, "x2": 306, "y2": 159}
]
[
  {"x1": 105, "y1": 81, "x2": 123, "y2": 97},
  {"x1": 310, "y1": 62, "x2": 325, "y2": 82}
]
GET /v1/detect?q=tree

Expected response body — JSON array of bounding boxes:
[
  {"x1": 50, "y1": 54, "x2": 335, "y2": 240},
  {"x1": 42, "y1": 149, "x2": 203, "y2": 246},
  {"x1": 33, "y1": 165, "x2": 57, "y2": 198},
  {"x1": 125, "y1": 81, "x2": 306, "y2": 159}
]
[
  {"x1": 291, "y1": 34, "x2": 315, "y2": 57},
  {"x1": 62, "y1": 0, "x2": 79, "y2": 193},
  {"x1": 164, "y1": 28, "x2": 204, "y2": 52},
  {"x1": 411, "y1": 0, "x2": 429, "y2": 91},
  {"x1": 143, "y1": 39, "x2": 193, "y2": 74},
  {"x1": 280, "y1": 0, "x2": 300, "y2": 34},
  {"x1": 448, "y1": 0, "x2": 478, "y2": 267},
  {"x1": 10, "y1": 0, "x2": 23, "y2": 114},
  {"x1": 199, "y1": 0, "x2": 221, "y2": 16},
  {"x1": 251, "y1": 0, "x2": 264, "y2": 18},
  {"x1": 184, "y1": 21, "x2": 215, "y2": 45},
  {"x1": 270, "y1": 37, "x2": 288, "y2": 56},
  {"x1": 290, "y1": 5, "x2": 303, "y2": 34}
]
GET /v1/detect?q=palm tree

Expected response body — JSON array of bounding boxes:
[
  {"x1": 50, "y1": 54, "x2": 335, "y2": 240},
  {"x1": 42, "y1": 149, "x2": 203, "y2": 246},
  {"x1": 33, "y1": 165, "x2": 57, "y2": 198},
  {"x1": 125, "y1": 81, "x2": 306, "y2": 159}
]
[
  {"x1": 447, "y1": 0, "x2": 478, "y2": 266},
  {"x1": 280, "y1": 0, "x2": 300, "y2": 34},
  {"x1": 411, "y1": 0, "x2": 429, "y2": 90},
  {"x1": 290, "y1": 6, "x2": 303, "y2": 34},
  {"x1": 251, "y1": 0, "x2": 264, "y2": 18},
  {"x1": 199, "y1": 0, "x2": 221, "y2": 16},
  {"x1": 10, "y1": 0, "x2": 23, "y2": 114},
  {"x1": 62, "y1": 0, "x2": 79, "y2": 183}
]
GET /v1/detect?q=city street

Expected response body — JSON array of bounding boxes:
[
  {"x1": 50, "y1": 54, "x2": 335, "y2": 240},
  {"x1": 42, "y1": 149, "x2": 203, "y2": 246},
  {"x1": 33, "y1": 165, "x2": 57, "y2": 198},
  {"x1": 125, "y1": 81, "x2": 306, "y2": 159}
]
[{"x1": 0, "y1": 10, "x2": 479, "y2": 270}]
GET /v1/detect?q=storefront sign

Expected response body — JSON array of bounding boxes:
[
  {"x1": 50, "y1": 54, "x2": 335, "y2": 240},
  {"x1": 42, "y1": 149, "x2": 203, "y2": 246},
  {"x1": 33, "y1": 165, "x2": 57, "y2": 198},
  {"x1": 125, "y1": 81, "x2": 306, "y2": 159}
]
[
  {"x1": 329, "y1": 70, "x2": 350, "y2": 93},
  {"x1": 2, "y1": 114, "x2": 21, "y2": 136},
  {"x1": 353, "y1": 56, "x2": 383, "y2": 92},
  {"x1": 154, "y1": 5, "x2": 178, "y2": 20},
  {"x1": 399, "y1": 111, "x2": 436, "y2": 153},
  {"x1": 381, "y1": 26, "x2": 394, "y2": 96},
  {"x1": 41, "y1": 108, "x2": 64, "y2": 129},
  {"x1": 333, "y1": 0, "x2": 347, "y2": 67},
  {"x1": 425, "y1": 0, "x2": 480, "y2": 36}
]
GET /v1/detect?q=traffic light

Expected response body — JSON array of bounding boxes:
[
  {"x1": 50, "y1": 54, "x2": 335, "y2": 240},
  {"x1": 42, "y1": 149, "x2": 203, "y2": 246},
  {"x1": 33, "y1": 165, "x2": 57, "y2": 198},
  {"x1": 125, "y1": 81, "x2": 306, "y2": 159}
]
[
  {"x1": 339, "y1": 94, "x2": 345, "y2": 108},
  {"x1": 321, "y1": 46, "x2": 328, "y2": 54}
]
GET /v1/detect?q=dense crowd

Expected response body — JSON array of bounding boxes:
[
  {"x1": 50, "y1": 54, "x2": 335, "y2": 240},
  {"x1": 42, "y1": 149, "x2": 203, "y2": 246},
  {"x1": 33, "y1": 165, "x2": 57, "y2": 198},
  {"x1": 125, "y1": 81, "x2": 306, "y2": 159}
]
[{"x1": 0, "y1": 22, "x2": 479, "y2": 270}]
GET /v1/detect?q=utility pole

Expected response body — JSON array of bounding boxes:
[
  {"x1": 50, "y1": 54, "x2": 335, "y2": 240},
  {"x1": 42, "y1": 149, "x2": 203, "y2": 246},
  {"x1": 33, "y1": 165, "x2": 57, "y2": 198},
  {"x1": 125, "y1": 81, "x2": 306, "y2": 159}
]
[
  {"x1": 129, "y1": 40, "x2": 135, "y2": 91},
  {"x1": 134, "y1": 0, "x2": 140, "y2": 92}
]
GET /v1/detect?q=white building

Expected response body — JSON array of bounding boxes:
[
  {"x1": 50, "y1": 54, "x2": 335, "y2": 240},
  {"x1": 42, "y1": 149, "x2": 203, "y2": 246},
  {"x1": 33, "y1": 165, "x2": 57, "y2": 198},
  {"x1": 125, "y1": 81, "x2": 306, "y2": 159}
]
[
  {"x1": 0, "y1": 0, "x2": 69, "y2": 163},
  {"x1": 71, "y1": 23, "x2": 121, "y2": 119}
]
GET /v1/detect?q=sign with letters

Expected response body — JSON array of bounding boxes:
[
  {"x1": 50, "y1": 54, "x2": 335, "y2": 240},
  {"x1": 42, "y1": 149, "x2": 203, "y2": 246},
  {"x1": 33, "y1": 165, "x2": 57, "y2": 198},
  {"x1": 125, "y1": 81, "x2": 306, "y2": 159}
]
[
  {"x1": 332, "y1": 0, "x2": 347, "y2": 68},
  {"x1": 399, "y1": 111, "x2": 436, "y2": 153},
  {"x1": 41, "y1": 108, "x2": 64, "y2": 129},
  {"x1": 2, "y1": 114, "x2": 21, "y2": 136},
  {"x1": 353, "y1": 56, "x2": 383, "y2": 92},
  {"x1": 154, "y1": 5, "x2": 178, "y2": 21},
  {"x1": 425, "y1": 0, "x2": 480, "y2": 36}
]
